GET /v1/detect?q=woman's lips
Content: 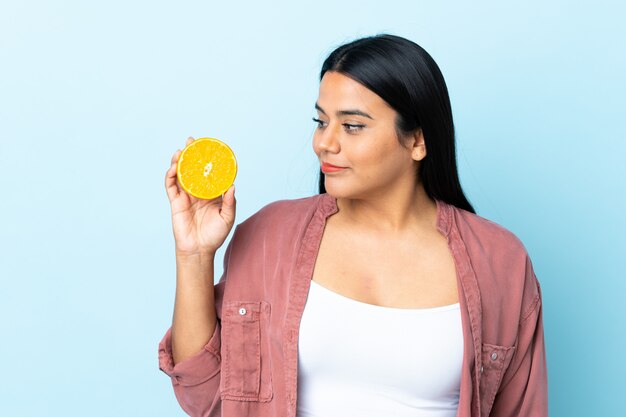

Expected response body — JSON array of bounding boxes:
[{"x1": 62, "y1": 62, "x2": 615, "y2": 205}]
[{"x1": 321, "y1": 162, "x2": 347, "y2": 173}]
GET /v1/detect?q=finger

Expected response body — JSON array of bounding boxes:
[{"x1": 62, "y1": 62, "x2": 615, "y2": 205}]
[
  {"x1": 219, "y1": 184, "x2": 236, "y2": 225},
  {"x1": 165, "y1": 162, "x2": 180, "y2": 201},
  {"x1": 171, "y1": 149, "x2": 182, "y2": 165},
  {"x1": 186, "y1": 136, "x2": 194, "y2": 146}
]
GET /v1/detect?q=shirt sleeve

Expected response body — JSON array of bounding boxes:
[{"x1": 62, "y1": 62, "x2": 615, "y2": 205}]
[
  {"x1": 490, "y1": 267, "x2": 549, "y2": 417},
  {"x1": 158, "y1": 322, "x2": 222, "y2": 417}
]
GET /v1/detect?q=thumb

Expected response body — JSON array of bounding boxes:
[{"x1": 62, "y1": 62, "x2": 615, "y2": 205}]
[{"x1": 220, "y1": 185, "x2": 236, "y2": 224}]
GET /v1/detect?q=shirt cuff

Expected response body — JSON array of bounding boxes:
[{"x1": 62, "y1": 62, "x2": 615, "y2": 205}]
[{"x1": 158, "y1": 321, "x2": 222, "y2": 387}]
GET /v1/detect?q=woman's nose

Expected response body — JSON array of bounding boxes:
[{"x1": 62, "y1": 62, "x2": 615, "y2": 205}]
[{"x1": 317, "y1": 126, "x2": 340, "y2": 153}]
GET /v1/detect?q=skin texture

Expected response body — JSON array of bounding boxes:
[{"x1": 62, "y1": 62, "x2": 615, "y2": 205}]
[{"x1": 311, "y1": 71, "x2": 459, "y2": 308}]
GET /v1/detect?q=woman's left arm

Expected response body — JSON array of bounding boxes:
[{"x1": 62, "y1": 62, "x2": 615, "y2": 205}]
[{"x1": 490, "y1": 269, "x2": 549, "y2": 416}]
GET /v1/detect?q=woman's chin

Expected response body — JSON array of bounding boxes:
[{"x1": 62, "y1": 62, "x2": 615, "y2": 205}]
[{"x1": 323, "y1": 183, "x2": 365, "y2": 200}]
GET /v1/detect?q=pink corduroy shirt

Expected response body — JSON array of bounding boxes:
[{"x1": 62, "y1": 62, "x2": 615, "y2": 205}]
[{"x1": 158, "y1": 193, "x2": 548, "y2": 417}]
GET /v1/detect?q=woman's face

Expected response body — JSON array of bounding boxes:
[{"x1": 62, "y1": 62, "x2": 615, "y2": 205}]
[{"x1": 312, "y1": 71, "x2": 425, "y2": 199}]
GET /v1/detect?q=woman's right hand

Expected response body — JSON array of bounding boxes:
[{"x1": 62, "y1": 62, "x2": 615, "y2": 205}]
[{"x1": 165, "y1": 136, "x2": 237, "y2": 256}]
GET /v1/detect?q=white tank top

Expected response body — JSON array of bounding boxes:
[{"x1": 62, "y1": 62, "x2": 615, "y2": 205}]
[{"x1": 296, "y1": 279, "x2": 463, "y2": 417}]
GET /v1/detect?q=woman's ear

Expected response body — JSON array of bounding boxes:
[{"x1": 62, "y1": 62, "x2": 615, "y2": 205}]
[{"x1": 411, "y1": 128, "x2": 426, "y2": 161}]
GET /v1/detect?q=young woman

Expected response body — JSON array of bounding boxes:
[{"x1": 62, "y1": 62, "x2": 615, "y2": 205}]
[{"x1": 159, "y1": 34, "x2": 548, "y2": 417}]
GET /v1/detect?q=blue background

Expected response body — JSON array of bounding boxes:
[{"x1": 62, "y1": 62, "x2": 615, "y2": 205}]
[{"x1": 1, "y1": 1, "x2": 624, "y2": 416}]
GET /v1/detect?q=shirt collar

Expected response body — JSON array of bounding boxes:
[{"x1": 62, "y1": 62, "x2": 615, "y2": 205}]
[{"x1": 318, "y1": 192, "x2": 452, "y2": 238}]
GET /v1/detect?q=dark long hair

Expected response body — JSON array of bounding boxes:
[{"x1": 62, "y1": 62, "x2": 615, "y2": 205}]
[{"x1": 317, "y1": 34, "x2": 475, "y2": 214}]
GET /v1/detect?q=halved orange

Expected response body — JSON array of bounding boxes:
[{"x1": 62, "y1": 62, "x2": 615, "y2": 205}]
[{"x1": 176, "y1": 137, "x2": 237, "y2": 200}]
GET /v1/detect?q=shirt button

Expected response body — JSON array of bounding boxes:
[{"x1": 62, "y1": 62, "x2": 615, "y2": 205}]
[
  {"x1": 480, "y1": 365, "x2": 484, "y2": 373},
  {"x1": 239, "y1": 307, "x2": 247, "y2": 315},
  {"x1": 491, "y1": 352, "x2": 498, "y2": 360}
]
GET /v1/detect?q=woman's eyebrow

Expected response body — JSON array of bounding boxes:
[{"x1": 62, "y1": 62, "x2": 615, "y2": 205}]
[{"x1": 315, "y1": 102, "x2": 374, "y2": 120}]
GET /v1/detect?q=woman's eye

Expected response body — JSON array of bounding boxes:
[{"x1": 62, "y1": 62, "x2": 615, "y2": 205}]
[
  {"x1": 312, "y1": 118, "x2": 364, "y2": 133},
  {"x1": 343, "y1": 123, "x2": 364, "y2": 133},
  {"x1": 312, "y1": 117, "x2": 327, "y2": 129}
]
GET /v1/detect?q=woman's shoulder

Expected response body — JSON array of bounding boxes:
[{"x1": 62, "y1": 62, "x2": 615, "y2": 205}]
[
  {"x1": 448, "y1": 202, "x2": 530, "y2": 258},
  {"x1": 236, "y1": 193, "x2": 325, "y2": 231},
  {"x1": 448, "y1": 202, "x2": 541, "y2": 315}
]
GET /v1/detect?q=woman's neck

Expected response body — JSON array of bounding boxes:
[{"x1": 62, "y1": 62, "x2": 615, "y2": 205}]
[{"x1": 333, "y1": 183, "x2": 437, "y2": 236}]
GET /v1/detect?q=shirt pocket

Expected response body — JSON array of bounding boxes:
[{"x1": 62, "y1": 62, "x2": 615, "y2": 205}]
[
  {"x1": 220, "y1": 300, "x2": 273, "y2": 402},
  {"x1": 479, "y1": 342, "x2": 516, "y2": 417}
]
